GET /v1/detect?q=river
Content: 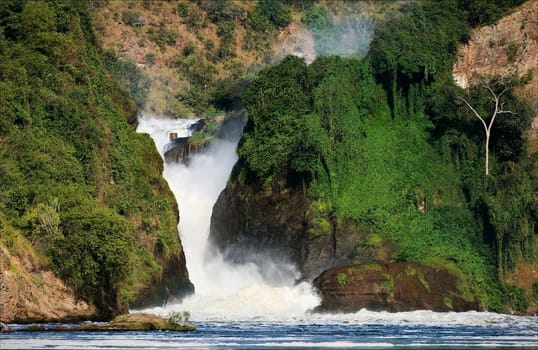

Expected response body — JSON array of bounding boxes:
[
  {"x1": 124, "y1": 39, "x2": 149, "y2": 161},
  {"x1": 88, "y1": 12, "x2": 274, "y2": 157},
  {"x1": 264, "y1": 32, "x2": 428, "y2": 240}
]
[{"x1": 2, "y1": 116, "x2": 536, "y2": 349}]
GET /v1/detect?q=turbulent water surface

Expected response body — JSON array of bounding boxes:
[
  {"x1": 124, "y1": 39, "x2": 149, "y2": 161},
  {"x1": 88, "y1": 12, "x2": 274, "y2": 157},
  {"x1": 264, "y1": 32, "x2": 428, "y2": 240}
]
[
  {"x1": 3, "y1": 116, "x2": 536, "y2": 349},
  {"x1": 3, "y1": 313, "x2": 538, "y2": 349}
]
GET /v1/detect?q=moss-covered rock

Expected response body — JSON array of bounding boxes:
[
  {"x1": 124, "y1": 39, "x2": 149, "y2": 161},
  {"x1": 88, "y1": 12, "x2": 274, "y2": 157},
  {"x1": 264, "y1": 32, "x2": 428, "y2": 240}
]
[
  {"x1": 15, "y1": 313, "x2": 196, "y2": 332},
  {"x1": 313, "y1": 262, "x2": 480, "y2": 313}
]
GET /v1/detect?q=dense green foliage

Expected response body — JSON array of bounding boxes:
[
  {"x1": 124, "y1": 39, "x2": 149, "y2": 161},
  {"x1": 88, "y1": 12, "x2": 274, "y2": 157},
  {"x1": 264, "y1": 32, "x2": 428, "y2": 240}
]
[
  {"x1": 162, "y1": 0, "x2": 296, "y2": 115},
  {"x1": 0, "y1": 0, "x2": 183, "y2": 316},
  {"x1": 102, "y1": 51, "x2": 150, "y2": 109},
  {"x1": 254, "y1": 0, "x2": 292, "y2": 28},
  {"x1": 237, "y1": 0, "x2": 536, "y2": 310},
  {"x1": 457, "y1": 0, "x2": 528, "y2": 27},
  {"x1": 369, "y1": 1, "x2": 469, "y2": 118}
]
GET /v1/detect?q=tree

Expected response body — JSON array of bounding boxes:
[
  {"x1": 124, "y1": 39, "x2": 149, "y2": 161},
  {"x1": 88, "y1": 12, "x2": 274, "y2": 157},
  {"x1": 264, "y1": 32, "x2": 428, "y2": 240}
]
[{"x1": 459, "y1": 84, "x2": 516, "y2": 176}]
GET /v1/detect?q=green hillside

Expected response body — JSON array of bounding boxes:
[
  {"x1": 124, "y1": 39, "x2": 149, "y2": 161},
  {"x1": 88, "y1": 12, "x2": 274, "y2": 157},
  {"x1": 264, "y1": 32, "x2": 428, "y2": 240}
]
[
  {"x1": 231, "y1": 0, "x2": 537, "y2": 311},
  {"x1": 0, "y1": 0, "x2": 535, "y2": 319},
  {"x1": 0, "y1": 0, "x2": 191, "y2": 318}
]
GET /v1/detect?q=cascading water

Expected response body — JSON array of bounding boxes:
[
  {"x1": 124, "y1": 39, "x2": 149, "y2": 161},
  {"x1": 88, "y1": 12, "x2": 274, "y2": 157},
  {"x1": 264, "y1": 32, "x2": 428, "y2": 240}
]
[{"x1": 136, "y1": 115, "x2": 320, "y2": 321}]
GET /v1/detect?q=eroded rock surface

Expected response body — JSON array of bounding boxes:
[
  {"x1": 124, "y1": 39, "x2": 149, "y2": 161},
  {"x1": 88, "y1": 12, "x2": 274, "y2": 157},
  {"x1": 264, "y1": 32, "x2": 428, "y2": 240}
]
[
  {"x1": 209, "y1": 179, "x2": 366, "y2": 281},
  {"x1": 0, "y1": 247, "x2": 96, "y2": 323},
  {"x1": 313, "y1": 262, "x2": 480, "y2": 313}
]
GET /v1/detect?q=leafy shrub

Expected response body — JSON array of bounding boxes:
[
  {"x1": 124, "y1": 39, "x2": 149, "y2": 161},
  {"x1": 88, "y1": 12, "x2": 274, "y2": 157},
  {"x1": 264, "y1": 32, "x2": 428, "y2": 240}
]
[
  {"x1": 502, "y1": 284, "x2": 529, "y2": 312},
  {"x1": 532, "y1": 282, "x2": 538, "y2": 300},
  {"x1": 121, "y1": 10, "x2": 145, "y2": 27},
  {"x1": 302, "y1": 5, "x2": 332, "y2": 33},
  {"x1": 146, "y1": 26, "x2": 177, "y2": 51},
  {"x1": 256, "y1": 0, "x2": 292, "y2": 28},
  {"x1": 168, "y1": 311, "x2": 191, "y2": 325},
  {"x1": 177, "y1": 3, "x2": 188, "y2": 17}
]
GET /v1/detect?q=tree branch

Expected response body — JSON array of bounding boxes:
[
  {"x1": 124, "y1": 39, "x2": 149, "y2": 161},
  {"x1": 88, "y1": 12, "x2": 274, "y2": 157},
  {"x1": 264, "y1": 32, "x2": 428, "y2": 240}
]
[
  {"x1": 459, "y1": 96, "x2": 488, "y2": 132},
  {"x1": 498, "y1": 110, "x2": 516, "y2": 115}
]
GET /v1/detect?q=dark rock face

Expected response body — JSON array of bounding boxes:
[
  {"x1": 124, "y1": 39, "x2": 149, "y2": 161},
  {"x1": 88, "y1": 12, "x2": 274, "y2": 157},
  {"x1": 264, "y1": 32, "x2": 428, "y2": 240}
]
[
  {"x1": 313, "y1": 262, "x2": 480, "y2": 313},
  {"x1": 164, "y1": 137, "x2": 209, "y2": 164},
  {"x1": 209, "y1": 180, "x2": 364, "y2": 280}
]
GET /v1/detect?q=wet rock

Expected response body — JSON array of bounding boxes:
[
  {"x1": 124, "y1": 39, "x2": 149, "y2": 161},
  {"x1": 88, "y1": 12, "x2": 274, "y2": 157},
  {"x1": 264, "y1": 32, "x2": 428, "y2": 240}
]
[
  {"x1": 131, "y1": 250, "x2": 194, "y2": 309},
  {"x1": 313, "y1": 262, "x2": 480, "y2": 313},
  {"x1": 164, "y1": 136, "x2": 209, "y2": 164},
  {"x1": 105, "y1": 313, "x2": 195, "y2": 331},
  {"x1": 209, "y1": 178, "x2": 366, "y2": 281},
  {"x1": 15, "y1": 313, "x2": 196, "y2": 332}
]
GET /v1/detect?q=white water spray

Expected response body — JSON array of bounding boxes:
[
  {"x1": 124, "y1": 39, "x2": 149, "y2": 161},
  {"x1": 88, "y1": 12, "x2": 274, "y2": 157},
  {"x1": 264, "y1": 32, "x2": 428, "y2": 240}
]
[{"x1": 137, "y1": 115, "x2": 320, "y2": 321}]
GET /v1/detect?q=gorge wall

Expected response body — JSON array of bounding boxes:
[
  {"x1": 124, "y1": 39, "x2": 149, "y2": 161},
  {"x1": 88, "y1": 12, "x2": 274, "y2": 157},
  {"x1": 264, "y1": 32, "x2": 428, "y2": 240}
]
[
  {"x1": 0, "y1": 1, "x2": 192, "y2": 322},
  {"x1": 209, "y1": 1, "x2": 537, "y2": 314}
]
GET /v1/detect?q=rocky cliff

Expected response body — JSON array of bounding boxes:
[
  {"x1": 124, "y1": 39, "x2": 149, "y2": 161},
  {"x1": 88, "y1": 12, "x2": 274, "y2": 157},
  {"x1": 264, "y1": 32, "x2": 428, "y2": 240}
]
[
  {"x1": 453, "y1": 0, "x2": 538, "y2": 152},
  {"x1": 0, "y1": 246, "x2": 95, "y2": 323},
  {"x1": 209, "y1": 175, "x2": 483, "y2": 313},
  {"x1": 210, "y1": 175, "x2": 396, "y2": 281}
]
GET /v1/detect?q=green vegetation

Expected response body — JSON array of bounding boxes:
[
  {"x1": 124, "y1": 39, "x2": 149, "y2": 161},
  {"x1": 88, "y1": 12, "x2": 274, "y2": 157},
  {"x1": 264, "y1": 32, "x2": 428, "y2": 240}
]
[
  {"x1": 167, "y1": 311, "x2": 192, "y2": 327},
  {"x1": 0, "y1": 0, "x2": 534, "y2": 317},
  {"x1": 0, "y1": 0, "x2": 187, "y2": 317},
  {"x1": 336, "y1": 272, "x2": 347, "y2": 285},
  {"x1": 102, "y1": 50, "x2": 150, "y2": 108},
  {"x1": 457, "y1": 0, "x2": 527, "y2": 27},
  {"x1": 236, "y1": 0, "x2": 536, "y2": 311}
]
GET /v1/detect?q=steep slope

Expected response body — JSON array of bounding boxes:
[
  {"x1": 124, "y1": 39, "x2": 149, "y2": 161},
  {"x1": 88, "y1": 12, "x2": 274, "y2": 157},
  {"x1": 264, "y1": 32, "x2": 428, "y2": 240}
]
[
  {"x1": 453, "y1": 0, "x2": 538, "y2": 152},
  {"x1": 0, "y1": 243, "x2": 95, "y2": 323},
  {"x1": 0, "y1": 0, "x2": 192, "y2": 322},
  {"x1": 92, "y1": 0, "x2": 269, "y2": 116},
  {"x1": 453, "y1": 0, "x2": 538, "y2": 306},
  {"x1": 210, "y1": 1, "x2": 537, "y2": 314}
]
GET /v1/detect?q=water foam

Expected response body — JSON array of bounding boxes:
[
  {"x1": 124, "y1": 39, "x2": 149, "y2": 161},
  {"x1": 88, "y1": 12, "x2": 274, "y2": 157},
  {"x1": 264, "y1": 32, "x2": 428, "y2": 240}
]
[{"x1": 137, "y1": 115, "x2": 320, "y2": 321}]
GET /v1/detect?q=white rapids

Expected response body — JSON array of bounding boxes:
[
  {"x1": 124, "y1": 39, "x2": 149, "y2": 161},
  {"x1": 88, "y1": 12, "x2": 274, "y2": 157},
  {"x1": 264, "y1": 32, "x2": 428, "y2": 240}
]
[{"x1": 136, "y1": 115, "x2": 319, "y2": 322}]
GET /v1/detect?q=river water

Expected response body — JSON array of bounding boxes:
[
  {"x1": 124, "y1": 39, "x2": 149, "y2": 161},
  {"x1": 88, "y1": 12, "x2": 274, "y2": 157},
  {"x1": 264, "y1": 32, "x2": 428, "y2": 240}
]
[
  {"x1": 3, "y1": 312, "x2": 538, "y2": 349},
  {"x1": 2, "y1": 116, "x2": 536, "y2": 349}
]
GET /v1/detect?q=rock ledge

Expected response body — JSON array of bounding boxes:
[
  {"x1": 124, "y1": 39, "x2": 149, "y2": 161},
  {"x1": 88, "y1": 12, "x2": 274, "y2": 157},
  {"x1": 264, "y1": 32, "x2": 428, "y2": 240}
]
[
  {"x1": 313, "y1": 262, "x2": 479, "y2": 313},
  {"x1": 11, "y1": 313, "x2": 196, "y2": 332}
]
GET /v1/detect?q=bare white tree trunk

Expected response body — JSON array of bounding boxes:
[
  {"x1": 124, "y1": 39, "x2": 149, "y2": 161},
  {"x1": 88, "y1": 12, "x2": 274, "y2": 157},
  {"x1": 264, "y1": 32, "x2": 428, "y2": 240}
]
[{"x1": 459, "y1": 85, "x2": 515, "y2": 176}]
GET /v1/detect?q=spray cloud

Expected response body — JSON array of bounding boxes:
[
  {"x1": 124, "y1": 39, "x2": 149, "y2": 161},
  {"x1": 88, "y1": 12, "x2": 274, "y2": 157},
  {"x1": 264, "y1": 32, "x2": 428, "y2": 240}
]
[{"x1": 277, "y1": 5, "x2": 376, "y2": 65}]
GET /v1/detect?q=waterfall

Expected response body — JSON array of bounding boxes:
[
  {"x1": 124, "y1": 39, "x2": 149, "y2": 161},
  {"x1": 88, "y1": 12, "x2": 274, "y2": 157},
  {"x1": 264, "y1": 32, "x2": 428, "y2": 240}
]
[{"x1": 137, "y1": 115, "x2": 320, "y2": 321}]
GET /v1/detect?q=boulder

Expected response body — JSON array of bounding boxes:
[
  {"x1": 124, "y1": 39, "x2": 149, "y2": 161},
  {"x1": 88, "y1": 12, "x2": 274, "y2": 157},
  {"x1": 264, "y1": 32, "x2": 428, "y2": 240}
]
[{"x1": 313, "y1": 262, "x2": 480, "y2": 313}]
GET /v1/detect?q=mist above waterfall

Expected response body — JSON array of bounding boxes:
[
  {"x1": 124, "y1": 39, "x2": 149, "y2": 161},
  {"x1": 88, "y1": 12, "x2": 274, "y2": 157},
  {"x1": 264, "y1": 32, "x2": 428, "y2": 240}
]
[
  {"x1": 274, "y1": 7, "x2": 375, "y2": 65},
  {"x1": 314, "y1": 12, "x2": 375, "y2": 58},
  {"x1": 137, "y1": 115, "x2": 319, "y2": 321}
]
